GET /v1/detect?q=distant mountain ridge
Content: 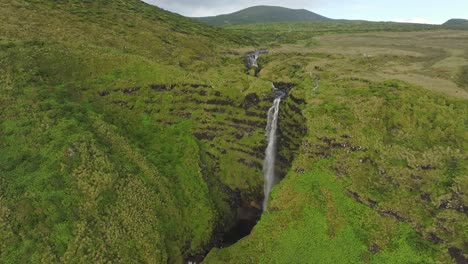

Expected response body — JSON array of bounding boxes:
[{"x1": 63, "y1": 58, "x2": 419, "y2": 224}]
[
  {"x1": 194, "y1": 5, "x2": 331, "y2": 26},
  {"x1": 443, "y1": 18, "x2": 468, "y2": 29}
]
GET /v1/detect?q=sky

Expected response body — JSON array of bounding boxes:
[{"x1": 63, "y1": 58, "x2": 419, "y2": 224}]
[{"x1": 143, "y1": 0, "x2": 467, "y2": 25}]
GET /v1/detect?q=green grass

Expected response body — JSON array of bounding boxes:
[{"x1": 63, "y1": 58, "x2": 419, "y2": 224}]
[
  {"x1": 205, "y1": 160, "x2": 444, "y2": 263},
  {"x1": 0, "y1": 1, "x2": 268, "y2": 262},
  {"x1": 206, "y1": 50, "x2": 467, "y2": 263},
  {"x1": 458, "y1": 65, "x2": 468, "y2": 90},
  {"x1": 224, "y1": 21, "x2": 438, "y2": 45},
  {"x1": 1, "y1": 1, "x2": 467, "y2": 263}
]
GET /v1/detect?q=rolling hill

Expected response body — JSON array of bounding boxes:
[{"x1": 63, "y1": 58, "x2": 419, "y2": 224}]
[
  {"x1": 194, "y1": 5, "x2": 331, "y2": 26},
  {"x1": 443, "y1": 18, "x2": 468, "y2": 29}
]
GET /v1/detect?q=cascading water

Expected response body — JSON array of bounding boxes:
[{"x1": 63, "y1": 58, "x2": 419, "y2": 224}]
[
  {"x1": 246, "y1": 49, "x2": 269, "y2": 69},
  {"x1": 263, "y1": 88, "x2": 285, "y2": 210}
]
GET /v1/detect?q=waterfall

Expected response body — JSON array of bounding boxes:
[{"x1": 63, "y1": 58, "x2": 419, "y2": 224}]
[
  {"x1": 246, "y1": 50, "x2": 269, "y2": 69},
  {"x1": 263, "y1": 89, "x2": 284, "y2": 210}
]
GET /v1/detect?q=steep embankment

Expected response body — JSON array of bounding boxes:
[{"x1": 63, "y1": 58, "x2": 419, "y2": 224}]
[{"x1": 0, "y1": 0, "x2": 275, "y2": 262}]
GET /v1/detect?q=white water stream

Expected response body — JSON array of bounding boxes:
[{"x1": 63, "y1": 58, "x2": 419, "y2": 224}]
[{"x1": 263, "y1": 90, "x2": 284, "y2": 210}]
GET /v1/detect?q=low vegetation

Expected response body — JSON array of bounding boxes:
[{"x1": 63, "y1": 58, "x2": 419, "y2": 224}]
[
  {"x1": 225, "y1": 21, "x2": 438, "y2": 45},
  {"x1": 206, "y1": 68, "x2": 468, "y2": 263},
  {"x1": 1, "y1": 0, "x2": 467, "y2": 263}
]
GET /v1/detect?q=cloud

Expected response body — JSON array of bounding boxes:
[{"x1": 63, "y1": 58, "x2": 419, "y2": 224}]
[
  {"x1": 393, "y1": 17, "x2": 432, "y2": 24},
  {"x1": 143, "y1": 0, "x2": 333, "y2": 17}
]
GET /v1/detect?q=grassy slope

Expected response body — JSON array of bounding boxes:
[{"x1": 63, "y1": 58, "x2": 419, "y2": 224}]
[
  {"x1": 194, "y1": 6, "x2": 330, "y2": 27},
  {"x1": 1, "y1": 1, "x2": 467, "y2": 263},
  {"x1": 0, "y1": 0, "x2": 269, "y2": 262},
  {"x1": 206, "y1": 163, "x2": 448, "y2": 264}
]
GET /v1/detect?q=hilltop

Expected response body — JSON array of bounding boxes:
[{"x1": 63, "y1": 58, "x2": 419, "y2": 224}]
[
  {"x1": 194, "y1": 5, "x2": 331, "y2": 26},
  {"x1": 443, "y1": 18, "x2": 468, "y2": 29}
]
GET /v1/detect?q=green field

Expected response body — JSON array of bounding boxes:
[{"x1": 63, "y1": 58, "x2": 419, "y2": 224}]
[{"x1": 1, "y1": 1, "x2": 467, "y2": 263}]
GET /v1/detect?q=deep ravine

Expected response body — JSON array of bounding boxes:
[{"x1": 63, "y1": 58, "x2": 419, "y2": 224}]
[{"x1": 186, "y1": 50, "x2": 305, "y2": 264}]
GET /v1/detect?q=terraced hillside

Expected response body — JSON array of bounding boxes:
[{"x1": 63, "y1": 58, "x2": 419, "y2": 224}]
[{"x1": 94, "y1": 77, "x2": 305, "y2": 196}]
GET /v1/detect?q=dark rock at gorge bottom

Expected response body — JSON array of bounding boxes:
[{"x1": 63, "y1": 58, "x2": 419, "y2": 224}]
[
  {"x1": 183, "y1": 198, "x2": 262, "y2": 264},
  {"x1": 221, "y1": 200, "x2": 263, "y2": 247}
]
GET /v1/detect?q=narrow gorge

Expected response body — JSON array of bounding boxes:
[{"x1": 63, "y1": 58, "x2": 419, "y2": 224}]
[{"x1": 205, "y1": 51, "x2": 307, "y2": 257}]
